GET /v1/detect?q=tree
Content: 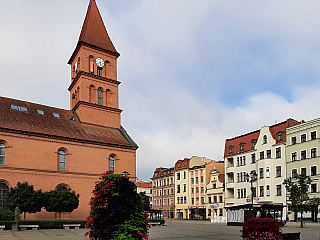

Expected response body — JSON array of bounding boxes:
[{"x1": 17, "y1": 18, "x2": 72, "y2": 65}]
[
  {"x1": 283, "y1": 173, "x2": 312, "y2": 228},
  {"x1": 85, "y1": 170, "x2": 149, "y2": 240},
  {"x1": 44, "y1": 189, "x2": 79, "y2": 220},
  {"x1": 6, "y1": 182, "x2": 45, "y2": 220},
  {"x1": 139, "y1": 192, "x2": 151, "y2": 212}
]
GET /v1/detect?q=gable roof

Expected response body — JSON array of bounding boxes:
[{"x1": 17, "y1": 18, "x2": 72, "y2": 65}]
[
  {"x1": 174, "y1": 158, "x2": 190, "y2": 170},
  {"x1": 0, "y1": 96, "x2": 137, "y2": 149},
  {"x1": 68, "y1": 0, "x2": 119, "y2": 63},
  {"x1": 224, "y1": 118, "x2": 300, "y2": 158}
]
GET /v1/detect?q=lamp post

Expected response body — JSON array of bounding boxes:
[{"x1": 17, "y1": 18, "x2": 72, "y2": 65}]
[{"x1": 246, "y1": 171, "x2": 257, "y2": 216}]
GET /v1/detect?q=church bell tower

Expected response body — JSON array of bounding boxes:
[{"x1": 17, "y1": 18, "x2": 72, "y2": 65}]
[{"x1": 68, "y1": 0, "x2": 121, "y2": 129}]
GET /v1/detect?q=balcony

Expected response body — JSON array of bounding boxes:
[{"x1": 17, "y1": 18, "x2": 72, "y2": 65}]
[
  {"x1": 225, "y1": 198, "x2": 235, "y2": 204},
  {"x1": 226, "y1": 166, "x2": 234, "y2": 173}
]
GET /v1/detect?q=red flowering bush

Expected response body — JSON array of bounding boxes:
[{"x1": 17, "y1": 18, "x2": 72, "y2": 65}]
[
  {"x1": 241, "y1": 218, "x2": 282, "y2": 240},
  {"x1": 85, "y1": 171, "x2": 150, "y2": 240}
]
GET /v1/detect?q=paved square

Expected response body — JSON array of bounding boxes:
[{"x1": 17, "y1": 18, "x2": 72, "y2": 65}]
[{"x1": 0, "y1": 220, "x2": 318, "y2": 239}]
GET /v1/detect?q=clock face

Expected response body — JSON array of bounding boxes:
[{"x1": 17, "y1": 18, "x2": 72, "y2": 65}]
[
  {"x1": 74, "y1": 62, "x2": 78, "y2": 72},
  {"x1": 95, "y1": 58, "x2": 105, "y2": 68}
]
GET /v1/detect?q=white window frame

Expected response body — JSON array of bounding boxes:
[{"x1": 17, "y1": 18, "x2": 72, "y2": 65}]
[
  {"x1": 275, "y1": 147, "x2": 281, "y2": 158},
  {"x1": 276, "y1": 185, "x2": 282, "y2": 196},
  {"x1": 300, "y1": 167, "x2": 307, "y2": 175},
  {"x1": 300, "y1": 149, "x2": 307, "y2": 160},
  {"x1": 276, "y1": 166, "x2": 281, "y2": 177},
  {"x1": 58, "y1": 150, "x2": 66, "y2": 170},
  {"x1": 266, "y1": 167, "x2": 270, "y2": 178},
  {"x1": 310, "y1": 130, "x2": 317, "y2": 141},
  {"x1": 310, "y1": 165, "x2": 317, "y2": 176},
  {"x1": 291, "y1": 168, "x2": 298, "y2": 177},
  {"x1": 300, "y1": 133, "x2": 307, "y2": 143},
  {"x1": 109, "y1": 155, "x2": 115, "y2": 171},
  {"x1": 0, "y1": 143, "x2": 5, "y2": 165},
  {"x1": 291, "y1": 136, "x2": 297, "y2": 145},
  {"x1": 266, "y1": 149, "x2": 271, "y2": 158},
  {"x1": 310, "y1": 147, "x2": 317, "y2": 158},
  {"x1": 291, "y1": 152, "x2": 297, "y2": 161},
  {"x1": 310, "y1": 183, "x2": 317, "y2": 193}
]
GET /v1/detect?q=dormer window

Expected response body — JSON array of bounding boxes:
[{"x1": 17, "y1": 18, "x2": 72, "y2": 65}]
[
  {"x1": 11, "y1": 105, "x2": 28, "y2": 112},
  {"x1": 229, "y1": 146, "x2": 233, "y2": 153},
  {"x1": 263, "y1": 135, "x2": 267, "y2": 144},
  {"x1": 68, "y1": 115, "x2": 75, "y2": 121},
  {"x1": 20, "y1": 106, "x2": 27, "y2": 112},
  {"x1": 240, "y1": 143, "x2": 244, "y2": 151},
  {"x1": 252, "y1": 139, "x2": 257, "y2": 148},
  {"x1": 37, "y1": 109, "x2": 44, "y2": 115},
  {"x1": 11, "y1": 105, "x2": 18, "y2": 111},
  {"x1": 278, "y1": 132, "x2": 283, "y2": 140},
  {"x1": 53, "y1": 113, "x2": 60, "y2": 119}
]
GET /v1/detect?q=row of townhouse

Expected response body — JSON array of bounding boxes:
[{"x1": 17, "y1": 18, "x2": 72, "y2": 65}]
[
  {"x1": 224, "y1": 117, "x2": 320, "y2": 222},
  {"x1": 149, "y1": 117, "x2": 320, "y2": 222},
  {"x1": 151, "y1": 156, "x2": 225, "y2": 220}
]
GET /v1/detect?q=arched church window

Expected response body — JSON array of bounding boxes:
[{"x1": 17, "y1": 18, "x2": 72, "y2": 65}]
[
  {"x1": 0, "y1": 143, "x2": 5, "y2": 165},
  {"x1": 58, "y1": 149, "x2": 66, "y2": 170},
  {"x1": 97, "y1": 67, "x2": 102, "y2": 77},
  {"x1": 0, "y1": 181, "x2": 9, "y2": 209},
  {"x1": 98, "y1": 88, "x2": 103, "y2": 106},
  {"x1": 56, "y1": 183, "x2": 69, "y2": 191},
  {"x1": 109, "y1": 154, "x2": 115, "y2": 171}
]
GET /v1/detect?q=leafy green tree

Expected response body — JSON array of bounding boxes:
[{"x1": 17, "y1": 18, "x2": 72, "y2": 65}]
[
  {"x1": 283, "y1": 173, "x2": 312, "y2": 228},
  {"x1": 44, "y1": 189, "x2": 79, "y2": 219},
  {"x1": 6, "y1": 182, "x2": 45, "y2": 220},
  {"x1": 139, "y1": 192, "x2": 151, "y2": 212}
]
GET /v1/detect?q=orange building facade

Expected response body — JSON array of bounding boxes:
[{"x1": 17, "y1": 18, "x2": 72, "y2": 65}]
[{"x1": 0, "y1": 0, "x2": 137, "y2": 220}]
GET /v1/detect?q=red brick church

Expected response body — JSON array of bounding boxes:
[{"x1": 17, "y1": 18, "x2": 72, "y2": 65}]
[{"x1": 0, "y1": 0, "x2": 138, "y2": 220}]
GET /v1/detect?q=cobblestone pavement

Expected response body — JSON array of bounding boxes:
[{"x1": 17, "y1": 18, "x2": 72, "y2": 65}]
[{"x1": 0, "y1": 220, "x2": 318, "y2": 239}]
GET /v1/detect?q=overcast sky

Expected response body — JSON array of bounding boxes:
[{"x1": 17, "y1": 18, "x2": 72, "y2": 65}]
[{"x1": 1, "y1": 1, "x2": 320, "y2": 181}]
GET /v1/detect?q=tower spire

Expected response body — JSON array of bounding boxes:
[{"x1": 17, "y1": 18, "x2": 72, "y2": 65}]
[{"x1": 68, "y1": 0, "x2": 119, "y2": 64}]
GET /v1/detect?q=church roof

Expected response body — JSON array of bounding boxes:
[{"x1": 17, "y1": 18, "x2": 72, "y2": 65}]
[
  {"x1": 0, "y1": 96, "x2": 137, "y2": 149},
  {"x1": 68, "y1": 0, "x2": 119, "y2": 63}
]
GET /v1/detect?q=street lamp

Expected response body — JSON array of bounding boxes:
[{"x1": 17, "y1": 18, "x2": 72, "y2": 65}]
[{"x1": 246, "y1": 171, "x2": 257, "y2": 212}]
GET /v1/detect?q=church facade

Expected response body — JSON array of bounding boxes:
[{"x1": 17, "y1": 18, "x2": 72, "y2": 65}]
[{"x1": 0, "y1": 0, "x2": 138, "y2": 220}]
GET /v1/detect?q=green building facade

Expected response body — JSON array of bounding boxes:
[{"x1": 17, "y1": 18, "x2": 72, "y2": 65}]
[{"x1": 286, "y1": 118, "x2": 320, "y2": 221}]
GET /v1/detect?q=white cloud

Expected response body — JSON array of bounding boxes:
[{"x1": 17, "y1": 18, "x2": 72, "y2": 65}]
[{"x1": 1, "y1": 1, "x2": 320, "y2": 181}]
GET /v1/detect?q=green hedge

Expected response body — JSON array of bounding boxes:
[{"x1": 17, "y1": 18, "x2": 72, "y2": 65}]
[
  {"x1": 147, "y1": 218, "x2": 165, "y2": 225},
  {"x1": 0, "y1": 220, "x2": 86, "y2": 230}
]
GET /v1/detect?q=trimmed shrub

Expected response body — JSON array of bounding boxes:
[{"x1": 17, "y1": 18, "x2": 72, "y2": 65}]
[
  {"x1": 0, "y1": 209, "x2": 14, "y2": 221},
  {"x1": 85, "y1": 171, "x2": 150, "y2": 240},
  {"x1": 241, "y1": 218, "x2": 282, "y2": 240}
]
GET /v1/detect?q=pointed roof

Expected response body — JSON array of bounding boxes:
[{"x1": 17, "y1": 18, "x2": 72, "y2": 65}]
[{"x1": 68, "y1": 0, "x2": 119, "y2": 63}]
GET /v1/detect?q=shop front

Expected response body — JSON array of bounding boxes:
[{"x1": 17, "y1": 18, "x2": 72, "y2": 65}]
[
  {"x1": 189, "y1": 206, "x2": 206, "y2": 220},
  {"x1": 176, "y1": 209, "x2": 183, "y2": 220}
]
